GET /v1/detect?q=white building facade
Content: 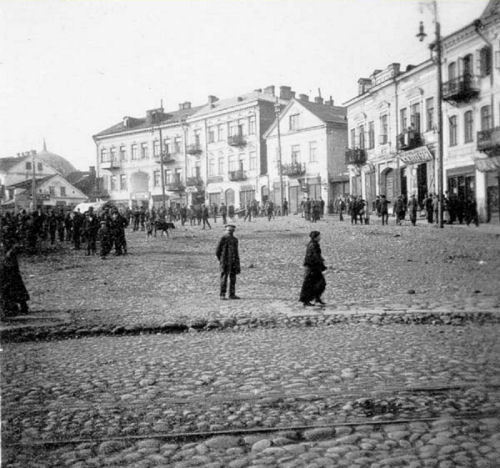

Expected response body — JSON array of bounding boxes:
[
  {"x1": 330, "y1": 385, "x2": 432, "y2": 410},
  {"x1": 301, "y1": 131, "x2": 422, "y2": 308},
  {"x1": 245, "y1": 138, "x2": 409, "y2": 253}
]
[
  {"x1": 344, "y1": 0, "x2": 500, "y2": 221},
  {"x1": 264, "y1": 96, "x2": 348, "y2": 214}
]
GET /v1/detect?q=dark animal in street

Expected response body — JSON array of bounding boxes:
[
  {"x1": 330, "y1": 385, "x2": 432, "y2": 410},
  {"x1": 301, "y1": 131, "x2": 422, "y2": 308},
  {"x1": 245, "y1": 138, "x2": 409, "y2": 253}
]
[{"x1": 154, "y1": 220, "x2": 175, "y2": 237}]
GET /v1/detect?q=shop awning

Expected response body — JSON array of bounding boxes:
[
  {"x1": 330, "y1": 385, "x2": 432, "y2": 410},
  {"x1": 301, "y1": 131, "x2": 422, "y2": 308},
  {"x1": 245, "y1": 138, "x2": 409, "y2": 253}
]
[
  {"x1": 475, "y1": 156, "x2": 500, "y2": 172},
  {"x1": 399, "y1": 146, "x2": 434, "y2": 165}
]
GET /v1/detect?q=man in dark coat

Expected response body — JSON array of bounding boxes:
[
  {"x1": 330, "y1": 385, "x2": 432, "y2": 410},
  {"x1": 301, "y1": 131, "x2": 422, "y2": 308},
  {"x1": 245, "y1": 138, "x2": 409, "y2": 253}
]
[
  {"x1": 216, "y1": 224, "x2": 241, "y2": 300},
  {"x1": 83, "y1": 207, "x2": 99, "y2": 255},
  {"x1": 1, "y1": 242, "x2": 30, "y2": 318},
  {"x1": 299, "y1": 230, "x2": 326, "y2": 307},
  {"x1": 220, "y1": 203, "x2": 227, "y2": 225}
]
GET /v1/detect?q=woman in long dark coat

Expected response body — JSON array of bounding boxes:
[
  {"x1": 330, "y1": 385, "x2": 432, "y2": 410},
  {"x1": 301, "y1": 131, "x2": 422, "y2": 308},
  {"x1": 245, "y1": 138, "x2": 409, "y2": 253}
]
[
  {"x1": 1, "y1": 242, "x2": 30, "y2": 318},
  {"x1": 299, "y1": 231, "x2": 327, "y2": 306}
]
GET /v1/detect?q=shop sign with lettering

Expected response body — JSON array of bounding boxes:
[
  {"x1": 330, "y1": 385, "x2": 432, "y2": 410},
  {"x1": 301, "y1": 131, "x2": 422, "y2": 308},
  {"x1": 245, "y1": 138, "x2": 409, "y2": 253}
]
[{"x1": 399, "y1": 146, "x2": 433, "y2": 165}]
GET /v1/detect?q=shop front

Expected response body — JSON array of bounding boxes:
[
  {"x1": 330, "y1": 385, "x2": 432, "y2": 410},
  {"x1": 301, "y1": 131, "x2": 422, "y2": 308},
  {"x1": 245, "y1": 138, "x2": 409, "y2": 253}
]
[
  {"x1": 399, "y1": 146, "x2": 434, "y2": 205},
  {"x1": 475, "y1": 155, "x2": 500, "y2": 222}
]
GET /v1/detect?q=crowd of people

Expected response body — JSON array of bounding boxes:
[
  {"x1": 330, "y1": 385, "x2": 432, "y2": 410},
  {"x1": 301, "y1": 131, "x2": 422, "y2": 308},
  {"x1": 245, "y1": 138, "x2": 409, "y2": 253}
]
[{"x1": 0, "y1": 206, "x2": 128, "y2": 258}]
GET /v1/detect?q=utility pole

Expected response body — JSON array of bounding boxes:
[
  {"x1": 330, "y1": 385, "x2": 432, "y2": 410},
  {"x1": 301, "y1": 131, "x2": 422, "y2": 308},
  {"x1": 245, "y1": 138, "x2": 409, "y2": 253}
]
[
  {"x1": 417, "y1": 0, "x2": 444, "y2": 228},
  {"x1": 31, "y1": 150, "x2": 37, "y2": 211},
  {"x1": 274, "y1": 99, "x2": 284, "y2": 214}
]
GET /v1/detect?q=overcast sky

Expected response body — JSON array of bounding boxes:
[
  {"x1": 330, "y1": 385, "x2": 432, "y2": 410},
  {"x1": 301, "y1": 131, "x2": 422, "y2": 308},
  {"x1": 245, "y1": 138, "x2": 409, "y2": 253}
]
[{"x1": 0, "y1": 0, "x2": 489, "y2": 170}]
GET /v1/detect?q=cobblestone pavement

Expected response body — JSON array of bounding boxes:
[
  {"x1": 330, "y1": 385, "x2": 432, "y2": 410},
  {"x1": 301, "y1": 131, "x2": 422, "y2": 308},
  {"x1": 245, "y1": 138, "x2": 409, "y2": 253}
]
[
  {"x1": 2, "y1": 324, "x2": 500, "y2": 466},
  {"x1": 2, "y1": 215, "x2": 500, "y2": 334},
  {"x1": 2, "y1": 215, "x2": 500, "y2": 466}
]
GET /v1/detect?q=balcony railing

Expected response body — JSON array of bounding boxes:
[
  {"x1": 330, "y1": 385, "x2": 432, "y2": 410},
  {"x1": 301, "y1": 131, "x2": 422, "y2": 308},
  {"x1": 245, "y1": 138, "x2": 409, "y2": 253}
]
[
  {"x1": 186, "y1": 144, "x2": 202, "y2": 155},
  {"x1": 228, "y1": 134, "x2": 247, "y2": 147},
  {"x1": 228, "y1": 170, "x2": 247, "y2": 181},
  {"x1": 165, "y1": 181, "x2": 185, "y2": 192},
  {"x1": 345, "y1": 148, "x2": 367, "y2": 165},
  {"x1": 477, "y1": 127, "x2": 500, "y2": 153},
  {"x1": 442, "y1": 74, "x2": 480, "y2": 104},
  {"x1": 154, "y1": 153, "x2": 176, "y2": 164},
  {"x1": 186, "y1": 176, "x2": 204, "y2": 187},
  {"x1": 281, "y1": 162, "x2": 306, "y2": 177},
  {"x1": 207, "y1": 176, "x2": 223, "y2": 184},
  {"x1": 397, "y1": 129, "x2": 424, "y2": 151},
  {"x1": 100, "y1": 159, "x2": 121, "y2": 171}
]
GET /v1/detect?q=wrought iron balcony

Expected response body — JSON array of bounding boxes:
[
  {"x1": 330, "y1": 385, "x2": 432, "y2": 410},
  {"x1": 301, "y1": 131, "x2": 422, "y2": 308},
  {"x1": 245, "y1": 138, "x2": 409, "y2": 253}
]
[
  {"x1": 186, "y1": 176, "x2": 204, "y2": 187},
  {"x1": 100, "y1": 159, "x2": 121, "y2": 171},
  {"x1": 442, "y1": 74, "x2": 480, "y2": 104},
  {"x1": 155, "y1": 152, "x2": 176, "y2": 164},
  {"x1": 281, "y1": 162, "x2": 306, "y2": 177},
  {"x1": 228, "y1": 170, "x2": 247, "y2": 181},
  {"x1": 477, "y1": 127, "x2": 500, "y2": 153},
  {"x1": 397, "y1": 129, "x2": 424, "y2": 151},
  {"x1": 228, "y1": 134, "x2": 246, "y2": 147},
  {"x1": 345, "y1": 148, "x2": 367, "y2": 165},
  {"x1": 186, "y1": 144, "x2": 202, "y2": 155},
  {"x1": 165, "y1": 181, "x2": 185, "y2": 191}
]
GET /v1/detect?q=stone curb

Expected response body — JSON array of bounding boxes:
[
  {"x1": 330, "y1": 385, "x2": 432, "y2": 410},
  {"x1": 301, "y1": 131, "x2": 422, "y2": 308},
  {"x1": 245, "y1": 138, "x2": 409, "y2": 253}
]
[{"x1": 1, "y1": 310, "x2": 499, "y2": 343}]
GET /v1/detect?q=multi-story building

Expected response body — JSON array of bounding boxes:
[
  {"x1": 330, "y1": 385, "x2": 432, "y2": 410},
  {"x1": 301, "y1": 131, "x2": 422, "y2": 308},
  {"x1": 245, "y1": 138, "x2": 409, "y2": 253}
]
[
  {"x1": 93, "y1": 86, "x2": 293, "y2": 210},
  {"x1": 186, "y1": 86, "x2": 291, "y2": 209},
  {"x1": 264, "y1": 95, "x2": 347, "y2": 213},
  {"x1": 344, "y1": 0, "x2": 500, "y2": 220},
  {"x1": 442, "y1": 0, "x2": 500, "y2": 221},
  {"x1": 93, "y1": 103, "x2": 202, "y2": 210}
]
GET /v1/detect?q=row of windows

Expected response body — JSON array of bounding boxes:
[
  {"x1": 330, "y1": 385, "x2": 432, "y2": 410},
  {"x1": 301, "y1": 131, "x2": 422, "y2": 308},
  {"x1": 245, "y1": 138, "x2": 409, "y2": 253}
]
[
  {"x1": 208, "y1": 151, "x2": 258, "y2": 176},
  {"x1": 351, "y1": 104, "x2": 494, "y2": 149},
  {"x1": 48, "y1": 186, "x2": 66, "y2": 197},
  {"x1": 100, "y1": 138, "x2": 184, "y2": 163},
  {"x1": 447, "y1": 46, "x2": 492, "y2": 81},
  {"x1": 448, "y1": 105, "x2": 493, "y2": 146},
  {"x1": 108, "y1": 170, "x2": 185, "y2": 191},
  {"x1": 207, "y1": 118, "x2": 256, "y2": 143},
  {"x1": 25, "y1": 162, "x2": 44, "y2": 171}
]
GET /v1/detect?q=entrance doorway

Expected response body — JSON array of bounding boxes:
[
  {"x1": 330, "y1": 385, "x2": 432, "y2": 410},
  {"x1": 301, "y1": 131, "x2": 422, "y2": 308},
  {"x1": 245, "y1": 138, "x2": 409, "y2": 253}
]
[
  {"x1": 225, "y1": 188, "x2": 235, "y2": 207},
  {"x1": 381, "y1": 169, "x2": 395, "y2": 201},
  {"x1": 416, "y1": 163, "x2": 428, "y2": 205},
  {"x1": 289, "y1": 185, "x2": 300, "y2": 214}
]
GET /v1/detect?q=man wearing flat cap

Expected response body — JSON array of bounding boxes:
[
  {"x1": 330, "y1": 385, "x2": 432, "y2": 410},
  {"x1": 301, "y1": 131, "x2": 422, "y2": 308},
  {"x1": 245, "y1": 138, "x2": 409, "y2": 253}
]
[{"x1": 216, "y1": 224, "x2": 241, "y2": 300}]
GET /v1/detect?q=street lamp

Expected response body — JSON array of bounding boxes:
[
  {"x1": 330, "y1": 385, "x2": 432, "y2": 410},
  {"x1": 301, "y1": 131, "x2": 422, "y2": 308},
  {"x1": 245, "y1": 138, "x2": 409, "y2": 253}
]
[
  {"x1": 274, "y1": 99, "x2": 284, "y2": 215},
  {"x1": 417, "y1": 0, "x2": 444, "y2": 228}
]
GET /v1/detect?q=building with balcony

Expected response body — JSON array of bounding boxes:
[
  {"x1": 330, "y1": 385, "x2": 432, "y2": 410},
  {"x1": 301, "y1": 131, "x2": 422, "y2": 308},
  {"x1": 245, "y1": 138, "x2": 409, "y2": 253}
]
[
  {"x1": 185, "y1": 86, "x2": 294, "y2": 209},
  {"x1": 93, "y1": 103, "x2": 202, "y2": 209},
  {"x1": 344, "y1": 0, "x2": 500, "y2": 220},
  {"x1": 264, "y1": 95, "x2": 347, "y2": 214}
]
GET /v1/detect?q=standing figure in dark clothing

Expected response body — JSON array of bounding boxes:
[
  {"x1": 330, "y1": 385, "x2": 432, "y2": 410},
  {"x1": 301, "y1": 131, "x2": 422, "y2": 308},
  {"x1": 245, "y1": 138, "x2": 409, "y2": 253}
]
[
  {"x1": 47, "y1": 211, "x2": 58, "y2": 245},
  {"x1": 299, "y1": 231, "x2": 327, "y2": 307},
  {"x1": 56, "y1": 209, "x2": 66, "y2": 242},
  {"x1": 83, "y1": 207, "x2": 99, "y2": 255},
  {"x1": 216, "y1": 224, "x2": 241, "y2": 300},
  {"x1": 72, "y1": 210, "x2": 84, "y2": 250},
  {"x1": 283, "y1": 198, "x2": 289, "y2": 216},
  {"x1": 98, "y1": 220, "x2": 112, "y2": 259},
  {"x1": 1, "y1": 242, "x2": 30, "y2": 318},
  {"x1": 220, "y1": 203, "x2": 227, "y2": 225},
  {"x1": 202, "y1": 205, "x2": 212, "y2": 229},
  {"x1": 407, "y1": 194, "x2": 419, "y2": 226}
]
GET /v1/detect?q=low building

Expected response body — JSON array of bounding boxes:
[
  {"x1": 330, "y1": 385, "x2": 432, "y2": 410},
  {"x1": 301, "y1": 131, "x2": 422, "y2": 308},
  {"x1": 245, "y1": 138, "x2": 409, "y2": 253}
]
[
  {"x1": 264, "y1": 95, "x2": 347, "y2": 213},
  {"x1": 6, "y1": 174, "x2": 88, "y2": 211}
]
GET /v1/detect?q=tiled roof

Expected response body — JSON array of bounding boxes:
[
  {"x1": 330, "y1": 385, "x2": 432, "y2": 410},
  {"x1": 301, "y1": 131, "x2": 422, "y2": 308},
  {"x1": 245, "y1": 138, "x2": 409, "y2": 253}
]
[
  {"x1": 7, "y1": 175, "x2": 54, "y2": 189},
  {"x1": 298, "y1": 99, "x2": 347, "y2": 125},
  {"x1": 66, "y1": 171, "x2": 89, "y2": 185},
  {"x1": 94, "y1": 105, "x2": 204, "y2": 138},
  {"x1": 192, "y1": 91, "x2": 286, "y2": 118},
  {"x1": 482, "y1": 0, "x2": 500, "y2": 18},
  {"x1": 0, "y1": 156, "x2": 28, "y2": 172}
]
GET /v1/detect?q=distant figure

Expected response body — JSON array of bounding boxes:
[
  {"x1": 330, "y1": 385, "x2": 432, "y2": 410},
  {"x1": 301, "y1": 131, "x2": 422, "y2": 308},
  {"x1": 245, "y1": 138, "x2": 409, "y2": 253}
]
[
  {"x1": 380, "y1": 195, "x2": 390, "y2": 225},
  {"x1": 216, "y1": 224, "x2": 241, "y2": 300},
  {"x1": 407, "y1": 194, "x2": 419, "y2": 226},
  {"x1": 283, "y1": 198, "x2": 289, "y2": 216},
  {"x1": 299, "y1": 231, "x2": 327, "y2": 307}
]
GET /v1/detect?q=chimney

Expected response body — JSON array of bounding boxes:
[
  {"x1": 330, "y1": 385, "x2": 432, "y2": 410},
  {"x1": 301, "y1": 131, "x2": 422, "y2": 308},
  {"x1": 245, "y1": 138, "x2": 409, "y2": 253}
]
[
  {"x1": 254, "y1": 88, "x2": 262, "y2": 93},
  {"x1": 179, "y1": 101, "x2": 191, "y2": 110},
  {"x1": 279, "y1": 86, "x2": 294, "y2": 100},
  {"x1": 298, "y1": 94, "x2": 309, "y2": 102},
  {"x1": 358, "y1": 78, "x2": 372, "y2": 95},
  {"x1": 208, "y1": 95, "x2": 218, "y2": 105},
  {"x1": 264, "y1": 85, "x2": 275, "y2": 96},
  {"x1": 123, "y1": 116, "x2": 130, "y2": 128},
  {"x1": 146, "y1": 110, "x2": 154, "y2": 124},
  {"x1": 326, "y1": 96, "x2": 334, "y2": 106},
  {"x1": 89, "y1": 166, "x2": 96, "y2": 180},
  {"x1": 314, "y1": 96, "x2": 324, "y2": 104}
]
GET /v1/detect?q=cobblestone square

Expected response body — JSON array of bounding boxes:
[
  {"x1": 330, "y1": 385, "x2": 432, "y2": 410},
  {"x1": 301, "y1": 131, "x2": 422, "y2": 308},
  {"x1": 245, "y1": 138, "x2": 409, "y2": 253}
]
[{"x1": 2, "y1": 215, "x2": 500, "y2": 467}]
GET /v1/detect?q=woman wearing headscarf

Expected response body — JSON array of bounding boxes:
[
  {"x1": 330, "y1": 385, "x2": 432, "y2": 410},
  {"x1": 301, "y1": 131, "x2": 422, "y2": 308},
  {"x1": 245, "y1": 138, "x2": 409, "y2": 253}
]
[{"x1": 299, "y1": 230, "x2": 327, "y2": 307}]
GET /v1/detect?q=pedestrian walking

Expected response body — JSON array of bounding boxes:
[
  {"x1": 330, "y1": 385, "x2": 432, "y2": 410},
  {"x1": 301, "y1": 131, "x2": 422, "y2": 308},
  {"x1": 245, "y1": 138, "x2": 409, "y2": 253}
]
[
  {"x1": 394, "y1": 196, "x2": 405, "y2": 225},
  {"x1": 202, "y1": 205, "x2": 212, "y2": 229},
  {"x1": 216, "y1": 224, "x2": 241, "y2": 300},
  {"x1": 299, "y1": 230, "x2": 326, "y2": 307},
  {"x1": 283, "y1": 198, "x2": 289, "y2": 216},
  {"x1": 220, "y1": 203, "x2": 227, "y2": 225}
]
